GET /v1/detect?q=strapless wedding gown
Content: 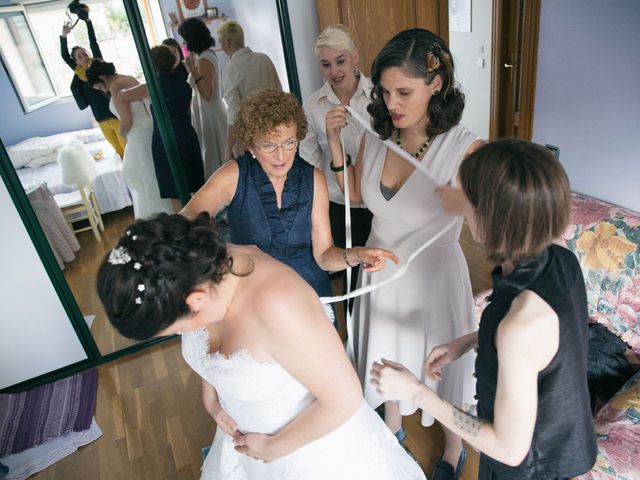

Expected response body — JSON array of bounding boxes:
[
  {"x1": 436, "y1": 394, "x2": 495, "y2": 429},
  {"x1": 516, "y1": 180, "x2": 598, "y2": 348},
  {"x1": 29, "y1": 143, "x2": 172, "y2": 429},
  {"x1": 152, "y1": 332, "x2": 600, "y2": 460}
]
[
  {"x1": 110, "y1": 100, "x2": 173, "y2": 219},
  {"x1": 181, "y1": 327, "x2": 426, "y2": 480}
]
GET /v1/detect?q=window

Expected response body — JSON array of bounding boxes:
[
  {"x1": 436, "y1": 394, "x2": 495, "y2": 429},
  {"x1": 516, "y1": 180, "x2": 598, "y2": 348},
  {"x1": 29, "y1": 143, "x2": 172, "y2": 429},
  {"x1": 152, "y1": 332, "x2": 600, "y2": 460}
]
[
  {"x1": 27, "y1": 0, "x2": 159, "y2": 98},
  {"x1": 0, "y1": 7, "x2": 57, "y2": 112}
]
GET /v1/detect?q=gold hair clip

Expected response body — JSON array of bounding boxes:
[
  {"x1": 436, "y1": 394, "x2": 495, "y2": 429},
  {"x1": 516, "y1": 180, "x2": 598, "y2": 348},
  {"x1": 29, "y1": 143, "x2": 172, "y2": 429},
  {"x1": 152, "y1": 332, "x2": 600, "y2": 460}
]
[{"x1": 426, "y1": 51, "x2": 441, "y2": 73}]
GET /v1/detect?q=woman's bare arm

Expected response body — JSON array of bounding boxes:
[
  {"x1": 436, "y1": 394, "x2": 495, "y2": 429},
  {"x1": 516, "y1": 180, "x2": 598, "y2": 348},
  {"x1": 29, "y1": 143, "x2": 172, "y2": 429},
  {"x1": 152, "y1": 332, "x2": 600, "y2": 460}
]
[
  {"x1": 310, "y1": 169, "x2": 398, "y2": 272},
  {"x1": 180, "y1": 160, "x2": 239, "y2": 219},
  {"x1": 201, "y1": 378, "x2": 240, "y2": 438},
  {"x1": 372, "y1": 289, "x2": 559, "y2": 466},
  {"x1": 118, "y1": 83, "x2": 149, "y2": 102},
  {"x1": 110, "y1": 79, "x2": 135, "y2": 136},
  {"x1": 252, "y1": 285, "x2": 363, "y2": 459},
  {"x1": 186, "y1": 55, "x2": 214, "y2": 100},
  {"x1": 325, "y1": 105, "x2": 363, "y2": 203}
]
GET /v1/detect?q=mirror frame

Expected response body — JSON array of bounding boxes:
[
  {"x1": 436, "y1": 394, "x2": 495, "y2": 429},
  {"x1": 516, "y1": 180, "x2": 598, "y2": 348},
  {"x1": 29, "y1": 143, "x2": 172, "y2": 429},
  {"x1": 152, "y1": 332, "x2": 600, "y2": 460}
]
[{"x1": 0, "y1": 0, "x2": 300, "y2": 393}]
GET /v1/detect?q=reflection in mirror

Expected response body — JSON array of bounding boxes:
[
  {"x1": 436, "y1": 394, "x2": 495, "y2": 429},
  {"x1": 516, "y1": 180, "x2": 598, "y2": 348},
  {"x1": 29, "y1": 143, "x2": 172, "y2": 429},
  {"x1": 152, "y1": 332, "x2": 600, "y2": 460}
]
[
  {"x1": 0, "y1": 7, "x2": 57, "y2": 111},
  {"x1": 0, "y1": 0, "x2": 292, "y2": 358}
]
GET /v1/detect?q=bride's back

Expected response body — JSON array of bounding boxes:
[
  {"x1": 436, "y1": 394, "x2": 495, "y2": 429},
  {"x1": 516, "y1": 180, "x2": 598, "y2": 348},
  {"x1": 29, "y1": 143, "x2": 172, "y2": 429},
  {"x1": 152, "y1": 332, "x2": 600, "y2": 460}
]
[{"x1": 207, "y1": 244, "x2": 334, "y2": 363}]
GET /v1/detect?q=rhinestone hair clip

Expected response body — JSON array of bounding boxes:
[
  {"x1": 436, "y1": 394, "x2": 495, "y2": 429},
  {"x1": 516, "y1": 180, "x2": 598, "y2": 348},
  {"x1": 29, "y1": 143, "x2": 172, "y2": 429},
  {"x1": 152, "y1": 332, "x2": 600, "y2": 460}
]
[
  {"x1": 108, "y1": 246, "x2": 131, "y2": 265},
  {"x1": 135, "y1": 283, "x2": 145, "y2": 305}
]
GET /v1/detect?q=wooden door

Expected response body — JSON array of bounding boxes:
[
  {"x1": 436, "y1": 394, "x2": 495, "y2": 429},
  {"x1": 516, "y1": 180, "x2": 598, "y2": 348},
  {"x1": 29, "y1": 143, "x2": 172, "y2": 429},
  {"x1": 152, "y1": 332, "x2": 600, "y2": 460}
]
[
  {"x1": 317, "y1": 0, "x2": 449, "y2": 77},
  {"x1": 489, "y1": 0, "x2": 541, "y2": 139}
]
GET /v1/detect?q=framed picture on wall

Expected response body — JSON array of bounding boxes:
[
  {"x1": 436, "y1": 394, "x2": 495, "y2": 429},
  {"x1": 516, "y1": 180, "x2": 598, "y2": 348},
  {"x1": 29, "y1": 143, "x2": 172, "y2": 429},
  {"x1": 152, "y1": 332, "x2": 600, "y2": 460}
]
[
  {"x1": 167, "y1": 11, "x2": 179, "y2": 25},
  {"x1": 176, "y1": 0, "x2": 207, "y2": 21}
]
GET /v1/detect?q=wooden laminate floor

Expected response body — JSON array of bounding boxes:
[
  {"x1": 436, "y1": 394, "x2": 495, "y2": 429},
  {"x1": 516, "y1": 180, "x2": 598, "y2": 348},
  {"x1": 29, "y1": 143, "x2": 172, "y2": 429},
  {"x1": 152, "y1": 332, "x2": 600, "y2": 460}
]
[
  {"x1": 32, "y1": 212, "x2": 493, "y2": 479},
  {"x1": 62, "y1": 207, "x2": 140, "y2": 355}
]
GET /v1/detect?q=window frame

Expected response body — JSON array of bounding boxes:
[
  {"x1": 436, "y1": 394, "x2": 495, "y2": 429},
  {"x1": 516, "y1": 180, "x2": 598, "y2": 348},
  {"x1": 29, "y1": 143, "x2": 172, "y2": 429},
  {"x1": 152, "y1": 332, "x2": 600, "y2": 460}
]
[{"x1": 0, "y1": 5, "x2": 59, "y2": 112}]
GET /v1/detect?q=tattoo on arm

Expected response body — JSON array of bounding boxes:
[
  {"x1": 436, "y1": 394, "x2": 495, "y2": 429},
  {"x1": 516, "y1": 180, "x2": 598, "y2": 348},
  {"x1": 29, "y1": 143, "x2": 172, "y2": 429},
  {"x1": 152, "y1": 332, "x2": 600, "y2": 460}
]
[{"x1": 452, "y1": 406, "x2": 485, "y2": 437}]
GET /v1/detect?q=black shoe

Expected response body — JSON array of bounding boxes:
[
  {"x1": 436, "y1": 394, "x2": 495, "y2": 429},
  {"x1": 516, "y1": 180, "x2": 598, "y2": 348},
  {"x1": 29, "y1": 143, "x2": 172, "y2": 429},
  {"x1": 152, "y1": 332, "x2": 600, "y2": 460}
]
[
  {"x1": 201, "y1": 444, "x2": 211, "y2": 463},
  {"x1": 432, "y1": 446, "x2": 467, "y2": 480}
]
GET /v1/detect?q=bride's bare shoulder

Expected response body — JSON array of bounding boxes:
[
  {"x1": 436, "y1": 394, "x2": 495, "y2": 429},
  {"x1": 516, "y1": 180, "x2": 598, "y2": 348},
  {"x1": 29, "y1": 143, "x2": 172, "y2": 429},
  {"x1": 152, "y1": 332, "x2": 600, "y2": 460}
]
[
  {"x1": 229, "y1": 245, "x2": 296, "y2": 279},
  {"x1": 229, "y1": 248, "x2": 317, "y2": 319}
]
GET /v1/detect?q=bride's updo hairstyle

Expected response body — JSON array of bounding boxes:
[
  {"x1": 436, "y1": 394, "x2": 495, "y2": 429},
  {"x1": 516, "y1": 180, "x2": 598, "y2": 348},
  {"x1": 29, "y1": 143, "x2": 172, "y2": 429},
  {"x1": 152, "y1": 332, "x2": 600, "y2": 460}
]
[
  {"x1": 97, "y1": 213, "x2": 233, "y2": 340},
  {"x1": 367, "y1": 28, "x2": 465, "y2": 141},
  {"x1": 86, "y1": 59, "x2": 116, "y2": 88}
]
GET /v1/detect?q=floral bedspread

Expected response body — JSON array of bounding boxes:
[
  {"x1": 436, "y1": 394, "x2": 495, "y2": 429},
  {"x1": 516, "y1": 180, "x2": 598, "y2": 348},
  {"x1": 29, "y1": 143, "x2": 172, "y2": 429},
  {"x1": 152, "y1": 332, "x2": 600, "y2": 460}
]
[{"x1": 563, "y1": 193, "x2": 640, "y2": 353}]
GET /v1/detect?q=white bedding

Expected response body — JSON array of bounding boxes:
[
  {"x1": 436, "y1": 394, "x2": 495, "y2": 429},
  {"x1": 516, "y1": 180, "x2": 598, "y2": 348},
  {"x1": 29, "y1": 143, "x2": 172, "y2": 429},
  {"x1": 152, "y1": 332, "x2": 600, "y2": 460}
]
[{"x1": 13, "y1": 131, "x2": 132, "y2": 214}]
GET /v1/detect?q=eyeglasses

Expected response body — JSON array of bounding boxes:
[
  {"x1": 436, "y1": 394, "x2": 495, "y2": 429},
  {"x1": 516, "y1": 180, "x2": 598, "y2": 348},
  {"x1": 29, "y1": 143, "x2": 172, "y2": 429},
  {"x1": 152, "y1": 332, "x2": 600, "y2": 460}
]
[{"x1": 254, "y1": 139, "x2": 299, "y2": 154}]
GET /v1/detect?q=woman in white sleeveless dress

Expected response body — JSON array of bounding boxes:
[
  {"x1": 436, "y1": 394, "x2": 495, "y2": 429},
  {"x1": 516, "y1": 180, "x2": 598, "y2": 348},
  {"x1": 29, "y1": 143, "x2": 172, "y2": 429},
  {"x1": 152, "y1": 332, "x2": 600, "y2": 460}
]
[
  {"x1": 86, "y1": 60, "x2": 174, "y2": 219},
  {"x1": 326, "y1": 29, "x2": 483, "y2": 479},
  {"x1": 179, "y1": 18, "x2": 227, "y2": 180},
  {"x1": 96, "y1": 213, "x2": 426, "y2": 480}
]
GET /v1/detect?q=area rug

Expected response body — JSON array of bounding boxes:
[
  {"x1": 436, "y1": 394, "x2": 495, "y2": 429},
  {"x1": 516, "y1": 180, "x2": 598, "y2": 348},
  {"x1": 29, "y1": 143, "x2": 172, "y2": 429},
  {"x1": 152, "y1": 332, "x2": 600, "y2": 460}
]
[
  {"x1": 0, "y1": 369, "x2": 98, "y2": 457},
  {"x1": 0, "y1": 418, "x2": 102, "y2": 480}
]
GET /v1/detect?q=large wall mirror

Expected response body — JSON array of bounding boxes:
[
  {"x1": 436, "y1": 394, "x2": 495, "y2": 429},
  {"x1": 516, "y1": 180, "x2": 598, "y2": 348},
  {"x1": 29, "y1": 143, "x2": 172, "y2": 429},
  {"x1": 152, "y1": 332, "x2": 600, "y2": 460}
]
[{"x1": 0, "y1": 0, "x2": 299, "y2": 391}]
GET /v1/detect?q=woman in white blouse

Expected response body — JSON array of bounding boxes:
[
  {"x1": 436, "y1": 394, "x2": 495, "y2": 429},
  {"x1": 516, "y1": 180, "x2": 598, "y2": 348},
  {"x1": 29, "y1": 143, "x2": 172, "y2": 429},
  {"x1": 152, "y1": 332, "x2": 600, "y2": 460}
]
[{"x1": 299, "y1": 24, "x2": 374, "y2": 295}]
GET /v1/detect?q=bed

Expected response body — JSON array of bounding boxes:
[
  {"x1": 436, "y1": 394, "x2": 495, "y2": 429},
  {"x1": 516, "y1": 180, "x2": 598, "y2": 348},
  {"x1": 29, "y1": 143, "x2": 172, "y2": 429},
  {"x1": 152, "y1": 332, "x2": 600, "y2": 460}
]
[{"x1": 8, "y1": 128, "x2": 132, "y2": 214}]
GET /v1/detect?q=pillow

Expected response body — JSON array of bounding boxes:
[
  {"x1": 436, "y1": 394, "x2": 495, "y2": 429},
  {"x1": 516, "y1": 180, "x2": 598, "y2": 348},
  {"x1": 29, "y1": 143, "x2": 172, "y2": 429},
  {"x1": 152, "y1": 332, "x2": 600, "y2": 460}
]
[
  {"x1": 7, "y1": 133, "x2": 74, "y2": 169},
  {"x1": 73, "y1": 128, "x2": 105, "y2": 144},
  {"x1": 24, "y1": 153, "x2": 60, "y2": 168},
  {"x1": 6, "y1": 137, "x2": 49, "y2": 169}
]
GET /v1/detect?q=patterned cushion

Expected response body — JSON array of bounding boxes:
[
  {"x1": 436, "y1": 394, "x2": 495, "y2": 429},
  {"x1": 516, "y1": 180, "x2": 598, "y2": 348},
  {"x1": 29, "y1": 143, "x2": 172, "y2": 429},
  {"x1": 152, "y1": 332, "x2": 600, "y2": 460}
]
[
  {"x1": 579, "y1": 370, "x2": 640, "y2": 480},
  {"x1": 562, "y1": 193, "x2": 640, "y2": 352}
]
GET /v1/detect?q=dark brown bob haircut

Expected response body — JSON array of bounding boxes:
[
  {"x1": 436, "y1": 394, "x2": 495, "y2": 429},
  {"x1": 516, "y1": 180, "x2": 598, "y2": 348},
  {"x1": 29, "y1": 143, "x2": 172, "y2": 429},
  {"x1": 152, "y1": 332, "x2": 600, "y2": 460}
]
[{"x1": 459, "y1": 139, "x2": 571, "y2": 264}]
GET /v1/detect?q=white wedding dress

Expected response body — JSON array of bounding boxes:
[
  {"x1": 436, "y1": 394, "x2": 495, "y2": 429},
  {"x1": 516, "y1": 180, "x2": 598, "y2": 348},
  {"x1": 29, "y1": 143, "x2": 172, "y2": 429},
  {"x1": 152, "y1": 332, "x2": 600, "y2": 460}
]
[
  {"x1": 110, "y1": 99, "x2": 174, "y2": 219},
  {"x1": 181, "y1": 327, "x2": 426, "y2": 480}
]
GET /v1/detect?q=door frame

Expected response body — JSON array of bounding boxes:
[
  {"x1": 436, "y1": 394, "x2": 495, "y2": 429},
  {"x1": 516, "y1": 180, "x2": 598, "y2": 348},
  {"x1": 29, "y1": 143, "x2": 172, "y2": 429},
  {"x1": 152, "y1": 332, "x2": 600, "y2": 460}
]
[{"x1": 489, "y1": 0, "x2": 541, "y2": 140}]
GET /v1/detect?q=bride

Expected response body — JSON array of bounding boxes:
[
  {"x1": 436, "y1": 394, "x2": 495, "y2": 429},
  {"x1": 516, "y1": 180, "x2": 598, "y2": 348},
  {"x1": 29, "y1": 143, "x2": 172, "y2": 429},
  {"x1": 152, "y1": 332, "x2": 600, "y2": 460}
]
[
  {"x1": 97, "y1": 213, "x2": 425, "y2": 479},
  {"x1": 87, "y1": 60, "x2": 174, "y2": 219}
]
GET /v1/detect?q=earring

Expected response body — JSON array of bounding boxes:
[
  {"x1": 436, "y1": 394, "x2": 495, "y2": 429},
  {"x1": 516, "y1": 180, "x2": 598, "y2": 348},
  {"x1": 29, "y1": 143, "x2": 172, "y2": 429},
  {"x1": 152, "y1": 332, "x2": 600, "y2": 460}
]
[
  {"x1": 433, "y1": 89, "x2": 440, "y2": 96},
  {"x1": 353, "y1": 65, "x2": 361, "y2": 78},
  {"x1": 251, "y1": 153, "x2": 257, "y2": 159}
]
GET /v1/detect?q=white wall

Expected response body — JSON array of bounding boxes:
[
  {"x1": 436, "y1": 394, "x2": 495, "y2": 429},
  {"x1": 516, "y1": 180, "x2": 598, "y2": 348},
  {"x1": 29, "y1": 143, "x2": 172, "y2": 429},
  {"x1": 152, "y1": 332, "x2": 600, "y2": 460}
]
[
  {"x1": 0, "y1": 181, "x2": 87, "y2": 389},
  {"x1": 533, "y1": 0, "x2": 640, "y2": 211},
  {"x1": 448, "y1": 0, "x2": 492, "y2": 140},
  {"x1": 216, "y1": 0, "x2": 289, "y2": 91},
  {"x1": 159, "y1": 0, "x2": 289, "y2": 91},
  {"x1": 287, "y1": 0, "x2": 323, "y2": 100}
]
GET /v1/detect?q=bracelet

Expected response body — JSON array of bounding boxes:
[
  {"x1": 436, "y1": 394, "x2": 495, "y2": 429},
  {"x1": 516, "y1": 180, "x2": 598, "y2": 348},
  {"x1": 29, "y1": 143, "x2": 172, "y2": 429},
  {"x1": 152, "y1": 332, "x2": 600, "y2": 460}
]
[
  {"x1": 195, "y1": 76, "x2": 204, "y2": 84},
  {"x1": 330, "y1": 154, "x2": 352, "y2": 172},
  {"x1": 343, "y1": 248, "x2": 355, "y2": 267}
]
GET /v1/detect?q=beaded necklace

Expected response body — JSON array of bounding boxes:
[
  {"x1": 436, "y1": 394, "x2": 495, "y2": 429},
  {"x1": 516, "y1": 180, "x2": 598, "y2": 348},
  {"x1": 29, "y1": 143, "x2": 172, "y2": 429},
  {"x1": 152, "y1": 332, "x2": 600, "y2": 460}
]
[{"x1": 395, "y1": 129, "x2": 432, "y2": 158}]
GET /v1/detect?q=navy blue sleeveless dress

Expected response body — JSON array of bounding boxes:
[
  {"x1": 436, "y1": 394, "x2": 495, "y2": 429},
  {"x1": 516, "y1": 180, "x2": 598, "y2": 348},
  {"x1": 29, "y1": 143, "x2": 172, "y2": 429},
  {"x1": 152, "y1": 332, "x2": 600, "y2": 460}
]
[{"x1": 227, "y1": 154, "x2": 332, "y2": 298}]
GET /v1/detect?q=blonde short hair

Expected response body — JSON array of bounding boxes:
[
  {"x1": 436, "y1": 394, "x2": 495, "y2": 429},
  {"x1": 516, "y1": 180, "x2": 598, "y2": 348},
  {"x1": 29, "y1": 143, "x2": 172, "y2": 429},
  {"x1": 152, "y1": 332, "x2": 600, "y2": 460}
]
[
  {"x1": 217, "y1": 20, "x2": 244, "y2": 49},
  {"x1": 314, "y1": 24, "x2": 356, "y2": 56}
]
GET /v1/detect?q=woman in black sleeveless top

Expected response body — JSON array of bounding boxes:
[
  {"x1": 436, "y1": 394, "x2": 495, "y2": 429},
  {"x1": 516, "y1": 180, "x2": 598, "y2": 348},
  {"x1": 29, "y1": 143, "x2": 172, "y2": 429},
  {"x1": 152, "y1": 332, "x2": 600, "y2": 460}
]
[{"x1": 371, "y1": 139, "x2": 597, "y2": 479}]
